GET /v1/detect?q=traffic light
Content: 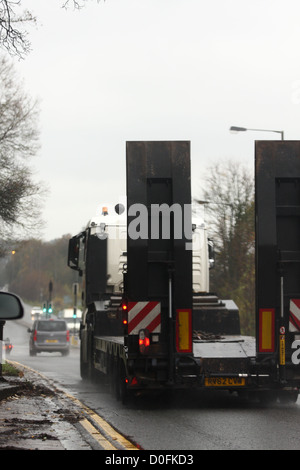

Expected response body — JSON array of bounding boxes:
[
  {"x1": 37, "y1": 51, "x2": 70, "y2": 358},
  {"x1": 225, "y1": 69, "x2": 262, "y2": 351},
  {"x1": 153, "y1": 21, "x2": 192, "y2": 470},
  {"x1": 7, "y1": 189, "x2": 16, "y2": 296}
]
[
  {"x1": 73, "y1": 307, "x2": 77, "y2": 319},
  {"x1": 43, "y1": 303, "x2": 53, "y2": 316}
]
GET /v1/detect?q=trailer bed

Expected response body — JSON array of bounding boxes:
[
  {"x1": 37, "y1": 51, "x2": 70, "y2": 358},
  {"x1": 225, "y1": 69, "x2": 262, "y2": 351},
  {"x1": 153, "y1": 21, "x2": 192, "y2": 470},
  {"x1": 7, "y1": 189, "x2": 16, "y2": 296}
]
[
  {"x1": 95, "y1": 334, "x2": 256, "y2": 359},
  {"x1": 193, "y1": 335, "x2": 256, "y2": 359}
]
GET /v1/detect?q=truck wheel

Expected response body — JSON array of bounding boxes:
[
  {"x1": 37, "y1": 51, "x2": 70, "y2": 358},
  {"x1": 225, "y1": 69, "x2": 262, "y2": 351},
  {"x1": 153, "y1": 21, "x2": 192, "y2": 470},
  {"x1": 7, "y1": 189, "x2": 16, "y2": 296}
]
[
  {"x1": 115, "y1": 360, "x2": 128, "y2": 404},
  {"x1": 80, "y1": 331, "x2": 95, "y2": 381},
  {"x1": 80, "y1": 339, "x2": 89, "y2": 379}
]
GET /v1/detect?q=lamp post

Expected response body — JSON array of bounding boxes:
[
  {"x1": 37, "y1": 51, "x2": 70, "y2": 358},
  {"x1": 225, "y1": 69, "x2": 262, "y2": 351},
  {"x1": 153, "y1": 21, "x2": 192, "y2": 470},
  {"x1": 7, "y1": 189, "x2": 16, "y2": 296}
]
[{"x1": 230, "y1": 126, "x2": 284, "y2": 140}]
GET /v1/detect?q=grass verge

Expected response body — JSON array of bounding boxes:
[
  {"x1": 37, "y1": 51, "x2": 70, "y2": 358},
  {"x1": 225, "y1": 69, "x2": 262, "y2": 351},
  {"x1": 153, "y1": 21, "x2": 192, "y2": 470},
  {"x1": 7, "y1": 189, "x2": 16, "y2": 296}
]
[{"x1": 2, "y1": 362, "x2": 21, "y2": 377}]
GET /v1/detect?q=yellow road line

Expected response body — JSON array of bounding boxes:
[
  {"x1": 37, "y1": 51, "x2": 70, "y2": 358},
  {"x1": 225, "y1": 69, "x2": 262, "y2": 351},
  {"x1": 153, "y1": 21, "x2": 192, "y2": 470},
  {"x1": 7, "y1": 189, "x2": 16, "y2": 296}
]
[
  {"x1": 80, "y1": 418, "x2": 117, "y2": 450},
  {"x1": 83, "y1": 406, "x2": 138, "y2": 450},
  {"x1": 7, "y1": 360, "x2": 139, "y2": 451},
  {"x1": 62, "y1": 389, "x2": 139, "y2": 450}
]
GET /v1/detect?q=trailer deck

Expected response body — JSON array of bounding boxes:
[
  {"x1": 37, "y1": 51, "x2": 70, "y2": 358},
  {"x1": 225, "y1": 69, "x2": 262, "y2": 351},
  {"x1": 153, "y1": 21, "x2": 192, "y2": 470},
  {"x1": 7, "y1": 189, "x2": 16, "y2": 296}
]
[{"x1": 193, "y1": 336, "x2": 255, "y2": 358}]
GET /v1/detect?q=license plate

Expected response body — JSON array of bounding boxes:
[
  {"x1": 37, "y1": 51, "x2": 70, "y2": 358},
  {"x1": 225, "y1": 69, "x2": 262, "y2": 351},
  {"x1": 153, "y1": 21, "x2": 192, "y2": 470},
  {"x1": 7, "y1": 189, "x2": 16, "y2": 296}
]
[
  {"x1": 205, "y1": 377, "x2": 246, "y2": 387},
  {"x1": 45, "y1": 339, "x2": 58, "y2": 343}
]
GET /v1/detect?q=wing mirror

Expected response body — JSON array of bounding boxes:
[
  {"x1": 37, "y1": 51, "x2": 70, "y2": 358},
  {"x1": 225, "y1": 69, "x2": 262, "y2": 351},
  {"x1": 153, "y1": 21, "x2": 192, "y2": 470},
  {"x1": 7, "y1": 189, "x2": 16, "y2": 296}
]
[{"x1": 0, "y1": 292, "x2": 24, "y2": 320}]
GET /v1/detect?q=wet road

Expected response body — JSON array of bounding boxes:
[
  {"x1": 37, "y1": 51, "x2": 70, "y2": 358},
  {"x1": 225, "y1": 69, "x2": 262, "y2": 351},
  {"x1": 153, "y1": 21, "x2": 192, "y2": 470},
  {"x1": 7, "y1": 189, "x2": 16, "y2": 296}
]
[{"x1": 3, "y1": 313, "x2": 300, "y2": 450}]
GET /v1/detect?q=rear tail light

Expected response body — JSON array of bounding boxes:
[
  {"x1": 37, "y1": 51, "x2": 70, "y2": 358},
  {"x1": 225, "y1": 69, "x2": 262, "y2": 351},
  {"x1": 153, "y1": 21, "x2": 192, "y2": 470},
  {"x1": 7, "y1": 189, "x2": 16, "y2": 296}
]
[
  {"x1": 33, "y1": 329, "x2": 37, "y2": 342},
  {"x1": 66, "y1": 330, "x2": 70, "y2": 342},
  {"x1": 139, "y1": 329, "x2": 150, "y2": 354}
]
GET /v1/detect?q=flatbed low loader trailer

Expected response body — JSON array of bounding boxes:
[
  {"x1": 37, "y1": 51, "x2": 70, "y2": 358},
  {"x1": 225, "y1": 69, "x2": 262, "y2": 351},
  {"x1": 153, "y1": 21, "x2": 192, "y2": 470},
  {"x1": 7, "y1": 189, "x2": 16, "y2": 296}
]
[
  {"x1": 254, "y1": 141, "x2": 300, "y2": 403},
  {"x1": 68, "y1": 141, "x2": 300, "y2": 403}
]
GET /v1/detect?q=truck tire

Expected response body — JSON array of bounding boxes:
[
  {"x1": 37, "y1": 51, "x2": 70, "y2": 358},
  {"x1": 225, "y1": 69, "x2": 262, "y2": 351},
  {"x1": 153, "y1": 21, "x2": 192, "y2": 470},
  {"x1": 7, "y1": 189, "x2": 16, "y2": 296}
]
[
  {"x1": 80, "y1": 328, "x2": 94, "y2": 381},
  {"x1": 115, "y1": 359, "x2": 128, "y2": 404},
  {"x1": 80, "y1": 341, "x2": 89, "y2": 379}
]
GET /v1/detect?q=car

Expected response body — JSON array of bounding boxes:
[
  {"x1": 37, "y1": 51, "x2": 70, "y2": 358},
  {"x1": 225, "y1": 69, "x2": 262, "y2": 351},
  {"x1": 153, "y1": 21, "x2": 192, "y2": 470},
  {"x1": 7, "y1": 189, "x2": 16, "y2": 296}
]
[
  {"x1": 28, "y1": 319, "x2": 70, "y2": 356},
  {"x1": 3, "y1": 337, "x2": 13, "y2": 355},
  {"x1": 31, "y1": 306, "x2": 43, "y2": 321}
]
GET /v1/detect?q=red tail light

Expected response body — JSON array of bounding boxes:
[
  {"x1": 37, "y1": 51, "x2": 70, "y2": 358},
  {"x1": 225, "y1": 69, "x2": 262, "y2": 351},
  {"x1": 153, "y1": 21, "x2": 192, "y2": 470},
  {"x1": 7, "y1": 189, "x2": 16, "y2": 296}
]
[
  {"x1": 33, "y1": 329, "x2": 37, "y2": 342},
  {"x1": 139, "y1": 329, "x2": 150, "y2": 354},
  {"x1": 139, "y1": 337, "x2": 150, "y2": 347},
  {"x1": 66, "y1": 330, "x2": 70, "y2": 342}
]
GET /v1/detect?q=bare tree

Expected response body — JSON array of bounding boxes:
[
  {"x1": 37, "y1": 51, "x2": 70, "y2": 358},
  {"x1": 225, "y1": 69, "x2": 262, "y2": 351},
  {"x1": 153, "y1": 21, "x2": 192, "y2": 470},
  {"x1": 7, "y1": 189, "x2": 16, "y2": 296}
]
[
  {"x1": 0, "y1": 1, "x2": 104, "y2": 58},
  {"x1": 197, "y1": 161, "x2": 255, "y2": 335},
  {"x1": 0, "y1": 55, "x2": 44, "y2": 254},
  {"x1": 0, "y1": 0, "x2": 36, "y2": 57}
]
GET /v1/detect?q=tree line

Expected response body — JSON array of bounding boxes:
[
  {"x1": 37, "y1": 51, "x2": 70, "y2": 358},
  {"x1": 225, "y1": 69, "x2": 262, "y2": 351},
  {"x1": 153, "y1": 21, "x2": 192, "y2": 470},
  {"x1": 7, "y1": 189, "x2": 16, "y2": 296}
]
[{"x1": 2, "y1": 235, "x2": 79, "y2": 312}]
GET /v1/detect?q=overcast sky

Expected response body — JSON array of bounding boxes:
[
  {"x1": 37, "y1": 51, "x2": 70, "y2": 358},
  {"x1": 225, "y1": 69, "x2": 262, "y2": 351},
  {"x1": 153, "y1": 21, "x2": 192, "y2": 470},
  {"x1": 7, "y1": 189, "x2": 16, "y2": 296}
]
[{"x1": 13, "y1": 0, "x2": 300, "y2": 240}]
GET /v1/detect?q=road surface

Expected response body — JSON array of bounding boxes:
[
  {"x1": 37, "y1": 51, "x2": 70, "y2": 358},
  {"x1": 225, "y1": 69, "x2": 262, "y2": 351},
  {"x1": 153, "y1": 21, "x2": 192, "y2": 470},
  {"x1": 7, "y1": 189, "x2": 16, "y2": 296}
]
[{"x1": 3, "y1": 309, "x2": 300, "y2": 450}]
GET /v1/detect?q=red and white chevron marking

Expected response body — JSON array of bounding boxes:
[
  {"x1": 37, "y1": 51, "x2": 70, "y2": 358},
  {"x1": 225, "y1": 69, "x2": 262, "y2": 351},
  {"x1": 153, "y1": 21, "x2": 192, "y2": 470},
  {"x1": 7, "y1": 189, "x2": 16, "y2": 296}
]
[
  {"x1": 289, "y1": 299, "x2": 300, "y2": 332},
  {"x1": 128, "y1": 301, "x2": 161, "y2": 335}
]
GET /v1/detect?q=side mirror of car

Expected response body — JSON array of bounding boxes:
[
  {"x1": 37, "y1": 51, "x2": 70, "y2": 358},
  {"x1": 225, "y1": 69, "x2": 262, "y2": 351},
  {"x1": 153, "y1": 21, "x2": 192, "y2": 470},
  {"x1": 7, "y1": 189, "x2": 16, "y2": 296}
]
[{"x1": 0, "y1": 292, "x2": 24, "y2": 321}]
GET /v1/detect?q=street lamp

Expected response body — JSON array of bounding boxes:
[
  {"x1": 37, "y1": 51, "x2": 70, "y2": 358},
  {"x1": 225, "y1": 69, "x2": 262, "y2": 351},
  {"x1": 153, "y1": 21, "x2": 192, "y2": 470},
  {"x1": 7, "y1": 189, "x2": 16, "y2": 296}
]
[{"x1": 230, "y1": 126, "x2": 284, "y2": 140}]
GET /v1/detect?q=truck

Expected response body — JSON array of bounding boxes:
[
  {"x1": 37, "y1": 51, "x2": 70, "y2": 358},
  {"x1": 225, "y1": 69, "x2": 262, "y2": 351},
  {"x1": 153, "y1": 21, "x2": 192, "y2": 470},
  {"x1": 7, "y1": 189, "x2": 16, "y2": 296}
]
[
  {"x1": 68, "y1": 140, "x2": 300, "y2": 404},
  {"x1": 31, "y1": 306, "x2": 43, "y2": 322}
]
